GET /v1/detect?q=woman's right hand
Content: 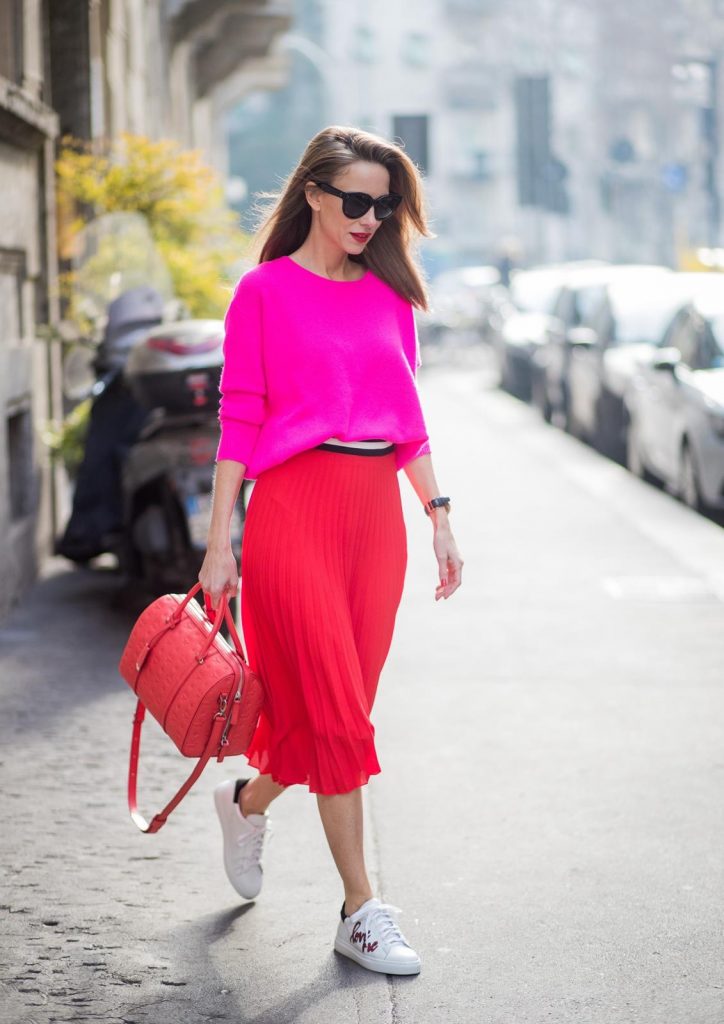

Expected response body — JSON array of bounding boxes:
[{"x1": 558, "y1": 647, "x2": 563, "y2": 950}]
[{"x1": 198, "y1": 544, "x2": 239, "y2": 612}]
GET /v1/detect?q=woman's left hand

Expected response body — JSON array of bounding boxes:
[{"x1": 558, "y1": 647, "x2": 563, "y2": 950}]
[{"x1": 432, "y1": 522, "x2": 463, "y2": 601}]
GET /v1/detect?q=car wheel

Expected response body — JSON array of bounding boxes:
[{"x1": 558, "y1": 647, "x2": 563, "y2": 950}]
[
  {"x1": 626, "y1": 415, "x2": 655, "y2": 483},
  {"x1": 565, "y1": 397, "x2": 586, "y2": 441},
  {"x1": 532, "y1": 371, "x2": 552, "y2": 422},
  {"x1": 678, "y1": 442, "x2": 704, "y2": 513},
  {"x1": 594, "y1": 394, "x2": 614, "y2": 458},
  {"x1": 498, "y1": 352, "x2": 512, "y2": 393},
  {"x1": 561, "y1": 386, "x2": 580, "y2": 438}
]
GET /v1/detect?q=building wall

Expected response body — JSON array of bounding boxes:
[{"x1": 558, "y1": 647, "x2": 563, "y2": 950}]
[
  {"x1": 0, "y1": 0, "x2": 292, "y2": 620},
  {"x1": 316, "y1": 0, "x2": 724, "y2": 272},
  {"x1": 0, "y1": 0, "x2": 60, "y2": 619}
]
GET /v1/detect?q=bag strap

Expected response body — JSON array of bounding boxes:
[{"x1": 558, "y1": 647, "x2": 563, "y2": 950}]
[
  {"x1": 128, "y1": 698, "x2": 228, "y2": 833},
  {"x1": 126, "y1": 581, "x2": 248, "y2": 834}
]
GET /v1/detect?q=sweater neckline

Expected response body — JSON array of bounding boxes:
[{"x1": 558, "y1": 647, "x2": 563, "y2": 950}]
[{"x1": 282, "y1": 254, "x2": 370, "y2": 284}]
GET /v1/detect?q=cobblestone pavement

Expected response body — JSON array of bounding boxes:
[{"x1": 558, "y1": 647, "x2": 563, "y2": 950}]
[{"x1": 2, "y1": 362, "x2": 724, "y2": 1023}]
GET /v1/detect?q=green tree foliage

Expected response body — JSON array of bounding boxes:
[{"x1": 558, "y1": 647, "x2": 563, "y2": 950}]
[
  {"x1": 56, "y1": 132, "x2": 250, "y2": 317},
  {"x1": 44, "y1": 133, "x2": 251, "y2": 475}
]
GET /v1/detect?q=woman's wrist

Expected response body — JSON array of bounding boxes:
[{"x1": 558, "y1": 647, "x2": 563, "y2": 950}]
[
  {"x1": 207, "y1": 529, "x2": 232, "y2": 552},
  {"x1": 427, "y1": 507, "x2": 450, "y2": 530}
]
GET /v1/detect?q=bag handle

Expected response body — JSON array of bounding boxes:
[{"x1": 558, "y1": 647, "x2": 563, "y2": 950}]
[{"x1": 177, "y1": 581, "x2": 250, "y2": 665}]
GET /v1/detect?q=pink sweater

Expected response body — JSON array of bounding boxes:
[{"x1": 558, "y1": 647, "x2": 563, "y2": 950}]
[{"x1": 215, "y1": 254, "x2": 432, "y2": 479}]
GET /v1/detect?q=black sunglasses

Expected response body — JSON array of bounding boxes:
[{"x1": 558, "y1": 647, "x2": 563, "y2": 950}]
[{"x1": 311, "y1": 180, "x2": 403, "y2": 221}]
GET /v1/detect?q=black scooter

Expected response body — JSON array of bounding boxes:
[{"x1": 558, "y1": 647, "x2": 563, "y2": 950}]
[
  {"x1": 55, "y1": 285, "x2": 163, "y2": 564},
  {"x1": 121, "y1": 316, "x2": 246, "y2": 594},
  {"x1": 56, "y1": 291, "x2": 245, "y2": 595}
]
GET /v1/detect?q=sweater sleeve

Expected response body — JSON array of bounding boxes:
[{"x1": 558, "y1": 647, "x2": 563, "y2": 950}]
[
  {"x1": 216, "y1": 274, "x2": 267, "y2": 465},
  {"x1": 401, "y1": 301, "x2": 423, "y2": 375},
  {"x1": 395, "y1": 301, "x2": 431, "y2": 469}
]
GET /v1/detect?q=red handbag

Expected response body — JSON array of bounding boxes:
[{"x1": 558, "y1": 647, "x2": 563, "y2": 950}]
[{"x1": 118, "y1": 581, "x2": 264, "y2": 833}]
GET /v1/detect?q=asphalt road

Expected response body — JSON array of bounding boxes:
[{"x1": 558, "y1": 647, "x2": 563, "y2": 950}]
[{"x1": 2, "y1": 356, "x2": 724, "y2": 1024}]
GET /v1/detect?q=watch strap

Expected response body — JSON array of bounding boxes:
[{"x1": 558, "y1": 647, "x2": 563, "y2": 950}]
[{"x1": 424, "y1": 495, "x2": 451, "y2": 516}]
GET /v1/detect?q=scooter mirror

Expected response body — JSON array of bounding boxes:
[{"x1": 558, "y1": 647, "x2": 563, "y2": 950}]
[{"x1": 62, "y1": 344, "x2": 98, "y2": 401}]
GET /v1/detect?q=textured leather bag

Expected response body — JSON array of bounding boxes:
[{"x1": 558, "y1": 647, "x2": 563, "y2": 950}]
[{"x1": 118, "y1": 581, "x2": 264, "y2": 833}]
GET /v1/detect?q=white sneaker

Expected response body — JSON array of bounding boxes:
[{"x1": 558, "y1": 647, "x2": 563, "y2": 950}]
[
  {"x1": 334, "y1": 896, "x2": 422, "y2": 975},
  {"x1": 213, "y1": 778, "x2": 273, "y2": 900}
]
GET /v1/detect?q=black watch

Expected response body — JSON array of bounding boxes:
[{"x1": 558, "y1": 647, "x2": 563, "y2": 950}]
[{"x1": 424, "y1": 495, "x2": 451, "y2": 516}]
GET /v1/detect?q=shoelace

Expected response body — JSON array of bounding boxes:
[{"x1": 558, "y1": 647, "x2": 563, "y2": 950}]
[
  {"x1": 356, "y1": 901, "x2": 409, "y2": 947},
  {"x1": 235, "y1": 821, "x2": 273, "y2": 870}
]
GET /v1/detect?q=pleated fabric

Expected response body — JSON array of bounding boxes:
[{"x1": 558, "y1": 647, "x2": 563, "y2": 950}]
[{"x1": 239, "y1": 445, "x2": 408, "y2": 794}]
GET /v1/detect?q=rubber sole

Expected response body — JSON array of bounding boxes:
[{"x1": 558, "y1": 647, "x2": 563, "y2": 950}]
[{"x1": 333, "y1": 935, "x2": 421, "y2": 975}]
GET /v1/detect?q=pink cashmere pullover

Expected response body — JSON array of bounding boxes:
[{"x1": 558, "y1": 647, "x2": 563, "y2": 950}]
[{"x1": 215, "y1": 254, "x2": 432, "y2": 479}]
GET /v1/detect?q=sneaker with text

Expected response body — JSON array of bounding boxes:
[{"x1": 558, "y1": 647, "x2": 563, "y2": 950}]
[{"x1": 334, "y1": 896, "x2": 421, "y2": 975}]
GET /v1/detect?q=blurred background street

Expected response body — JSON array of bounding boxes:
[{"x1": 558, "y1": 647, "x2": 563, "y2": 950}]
[{"x1": 3, "y1": 0, "x2": 724, "y2": 1021}]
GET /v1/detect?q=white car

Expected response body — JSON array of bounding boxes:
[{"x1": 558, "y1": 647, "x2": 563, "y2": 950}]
[{"x1": 625, "y1": 281, "x2": 724, "y2": 513}]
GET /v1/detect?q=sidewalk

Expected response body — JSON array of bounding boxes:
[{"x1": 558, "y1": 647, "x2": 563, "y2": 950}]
[{"x1": 2, "y1": 363, "x2": 724, "y2": 1023}]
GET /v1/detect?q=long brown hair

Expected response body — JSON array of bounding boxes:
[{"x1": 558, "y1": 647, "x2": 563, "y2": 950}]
[{"x1": 247, "y1": 126, "x2": 436, "y2": 311}]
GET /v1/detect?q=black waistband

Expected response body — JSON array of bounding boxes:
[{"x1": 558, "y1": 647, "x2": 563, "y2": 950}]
[{"x1": 315, "y1": 441, "x2": 395, "y2": 456}]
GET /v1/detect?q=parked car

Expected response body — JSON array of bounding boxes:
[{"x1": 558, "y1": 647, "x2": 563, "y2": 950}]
[
  {"x1": 531, "y1": 264, "x2": 670, "y2": 428},
  {"x1": 564, "y1": 267, "x2": 678, "y2": 459},
  {"x1": 417, "y1": 264, "x2": 503, "y2": 350},
  {"x1": 493, "y1": 261, "x2": 607, "y2": 400},
  {"x1": 624, "y1": 282, "x2": 724, "y2": 514}
]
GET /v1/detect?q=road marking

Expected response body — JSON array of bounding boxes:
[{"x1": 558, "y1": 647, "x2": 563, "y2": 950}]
[{"x1": 602, "y1": 576, "x2": 723, "y2": 602}]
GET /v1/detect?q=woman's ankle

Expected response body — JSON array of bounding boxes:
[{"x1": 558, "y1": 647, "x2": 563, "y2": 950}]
[
  {"x1": 343, "y1": 890, "x2": 374, "y2": 918},
  {"x1": 239, "y1": 773, "x2": 289, "y2": 816},
  {"x1": 239, "y1": 779, "x2": 268, "y2": 817}
]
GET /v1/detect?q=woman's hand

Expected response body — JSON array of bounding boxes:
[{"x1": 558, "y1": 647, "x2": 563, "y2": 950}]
[
  {"x1": 432, "y1": 521, "x2": 463, "y2": 601},
  {"x1": 198, "y1": 543, "x2": 239, "y2": 611}
]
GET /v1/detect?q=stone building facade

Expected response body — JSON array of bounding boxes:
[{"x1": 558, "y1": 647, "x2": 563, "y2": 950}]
[
  {"x1": 0, "y1": 0, "x2": 291, "y2": 620},
  {"x1": 0, "y1": 0, "x2": 61, "y2": 621}
]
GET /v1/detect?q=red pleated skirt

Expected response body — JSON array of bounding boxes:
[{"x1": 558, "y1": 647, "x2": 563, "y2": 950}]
[{"x1": 239, "y1": 445, "x2": 408, "y2": 794}]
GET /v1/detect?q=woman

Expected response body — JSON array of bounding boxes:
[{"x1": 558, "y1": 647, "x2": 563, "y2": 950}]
[{"x1": 199, "y1": 125, "x2": 463, "y2": 977}]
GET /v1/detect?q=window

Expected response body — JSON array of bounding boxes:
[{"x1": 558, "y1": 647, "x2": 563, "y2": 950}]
[
  {"x1": 591, "y1": 297, "x2": 615, "y2": 347},
  {"x1": 551, "y1": 288, "x2": 575, "y2": 325},
  {"x1": 576, "y1": 285, "x2": 607, "y2": 328},
  {"x1": 665, "y1": 313, "x2": 699, "y2": 367},
  {"x1": 699, "y1": 320, "x2": 724, "y2": 369},
  {"x1": 0, "y1": 249, "x2": 25, "y2": 342},
  {"x1": 7, "y1": 407, "x2": 35, "y2": 521},
  {"x1": 400, "y1": 32, "x2": 430, "y2": 68},
  {"x1": 0, "y1": 0, "x2": 24, "y2": 84},
  {"x1": 350, "y1": 25, "x2": 378, "y2": 63},
  {"x1": 708, "y1": 315, "x2": 724, "y2": 367}
]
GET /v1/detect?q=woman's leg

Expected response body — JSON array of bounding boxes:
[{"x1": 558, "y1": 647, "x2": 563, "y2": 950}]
[
  {"x1": 239, "y1": 773, "x2": 288, "y2": 815},
  {"x1": 316, "y1": 787, "x2": 373, "y2": 917},
  {"x1": 326, "y1": 784, "x2": 421, "y2": 976}
]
